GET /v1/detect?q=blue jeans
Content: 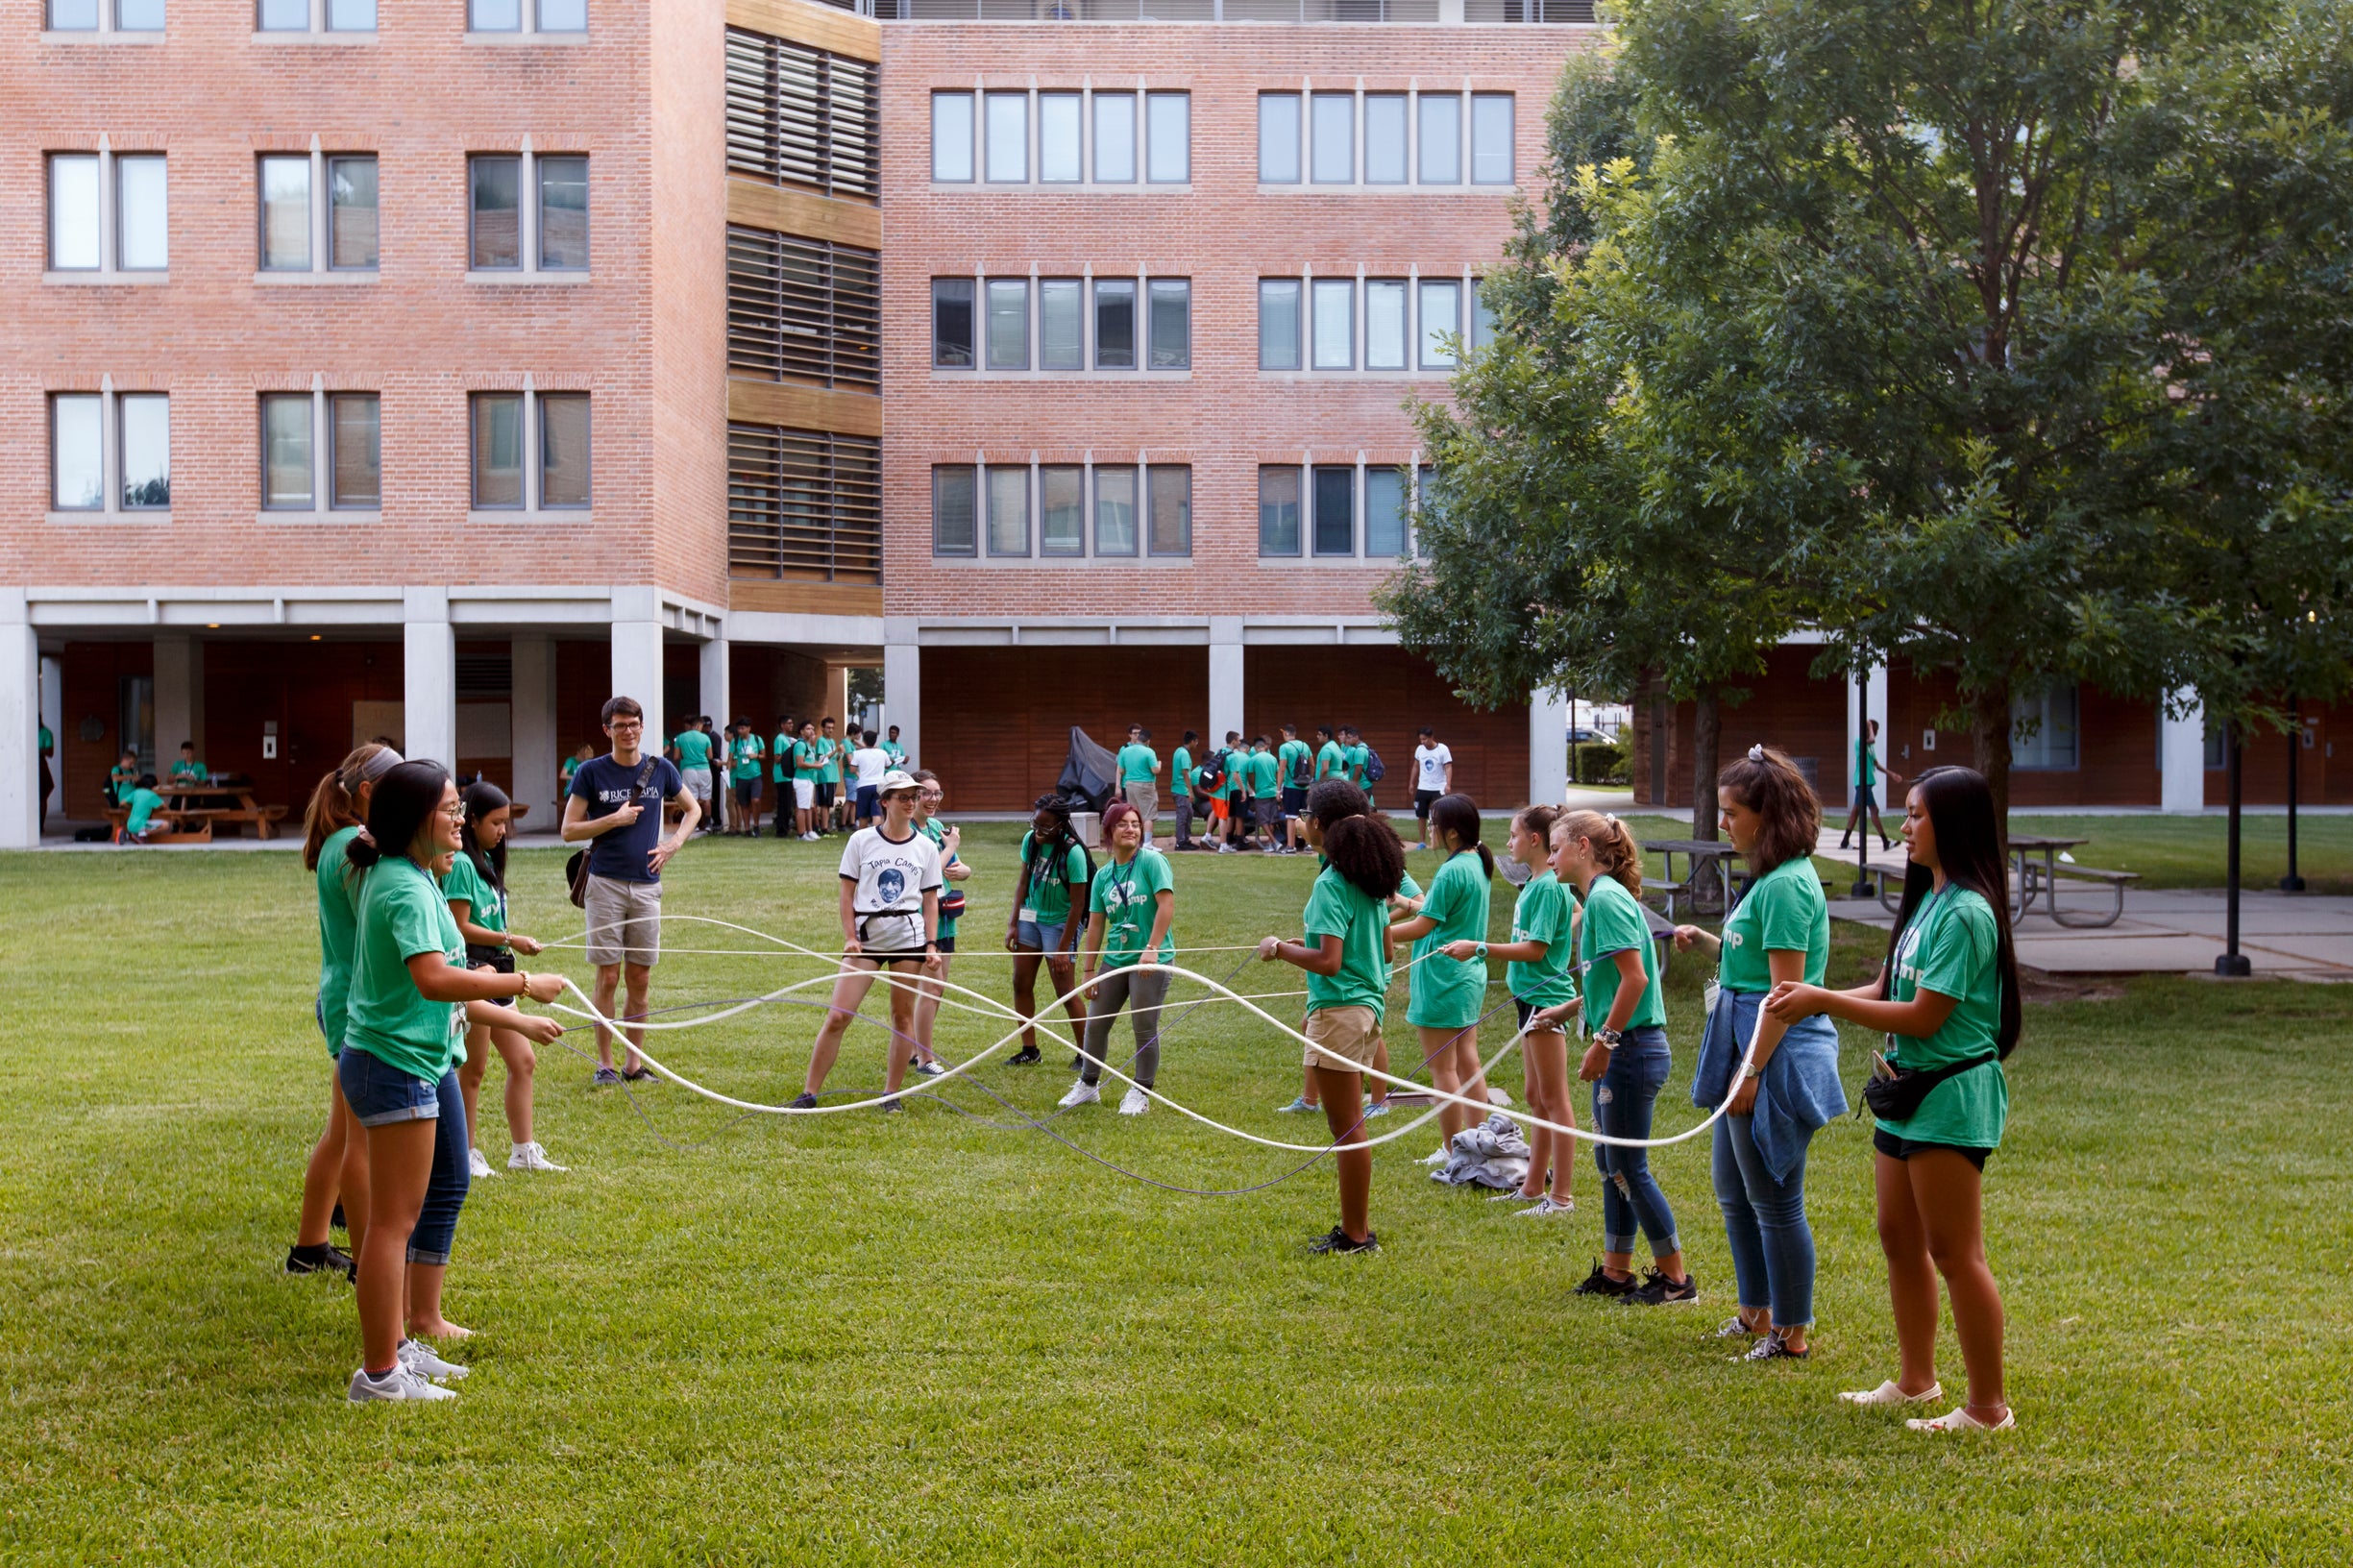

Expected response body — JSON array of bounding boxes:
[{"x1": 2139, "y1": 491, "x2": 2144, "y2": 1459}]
[
  {"x1": 410, "y1": 1070, "x2": 471, "y2": 1266},
  {"x1": 1591, "y1": 1026, "x2": 1679, "y2": 1259},
  {"x1": 1712, "y1": 1111, "x2": 1816, "y2": 1328}
]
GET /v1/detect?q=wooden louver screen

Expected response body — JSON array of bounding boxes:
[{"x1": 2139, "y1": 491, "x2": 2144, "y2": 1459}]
[
  {"x1": 726, "y1": 226, "x2": 882, "y2": 391},
  {"x1": 724, "y1": 26, "x2": 880, "y2": 202},
  {"x1": 728, "y1": 424, "x2": 884, "y2": 583}
]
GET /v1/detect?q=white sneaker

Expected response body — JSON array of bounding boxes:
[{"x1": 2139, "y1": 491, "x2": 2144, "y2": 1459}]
[
  {"x1": 1058, "y1": 1080, "x2": 1101, "y2": 1108},
  {"x1": 801, "y1": 832, "x2": 818, "y2": 842},
  {"x1": 507, "y1": 1141, "x2": 567, "y2": 1172},
  {"x1": 397, "y1": 1338, "x2": 470, "y2": 1382},
  {"x1": 1488, "y1": 1187, "x2": 1539, "y2": 1202},
  {"x1": 467, "y1": 1147, "x2": 496, "y2": 1180},
  {"x1": 1419, "y1": 1145, "x2": 1449, "y2": 1166},
  {"x1": 1513, "y1": 1194, "x2": 1575, "y2": 1217},
  {"x1": 1843, "y1": 1379, "x2": 1944, "y2": 1408},
  {"x1": 1118, "y1": 1086, "x2": 1150, "y2": 1115},
  {"x1": 348, "y1": 1364, "x2": 458, "y2": 1403}
]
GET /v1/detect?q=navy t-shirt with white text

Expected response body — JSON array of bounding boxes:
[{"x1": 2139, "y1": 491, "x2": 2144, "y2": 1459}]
[{"x1": 571, "y1": 753, "x2": 684, "y2": 884}]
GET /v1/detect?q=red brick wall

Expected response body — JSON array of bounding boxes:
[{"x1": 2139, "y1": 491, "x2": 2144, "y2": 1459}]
[
  {"x1": 58, "y1": 640, "x2": 153, "y2": 815},
  {"x1": 1633, "y1": 647, "x2": 1852, "y2": 810},
  {"x1": 919, "y1": 644, "x2": 1209, "y2": 809},
  {"x1": 1240, "y1": 645, "x2": 1528, "y2": 808}
]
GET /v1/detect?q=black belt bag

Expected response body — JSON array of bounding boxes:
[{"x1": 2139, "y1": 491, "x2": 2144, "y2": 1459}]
[
  {"x1": 467, "y1": 945, "x2": 515, "y2": 973},
  {"x1": 1863, "y1": 1048, "x2": 1998, "y2": 1122}
]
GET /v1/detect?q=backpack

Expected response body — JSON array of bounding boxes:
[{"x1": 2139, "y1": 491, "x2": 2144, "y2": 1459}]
[
  {"x1": 1197, "y1": 748, "x2": 1228, "y2": 795},
  {"x1": 1363, "y1": 747, "x2": 1386, "y2": 785},
  {"x1": 1288, "y1": 747, "x2": 1312, "y2": 789}
]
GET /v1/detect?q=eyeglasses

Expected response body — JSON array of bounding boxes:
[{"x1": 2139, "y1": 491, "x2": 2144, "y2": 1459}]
[
  {"x1": 439, "y1": 804, "x2": 466, "y2": 821},
  {"x1": 607, "y1": 720, "x2": 644, "y2": 731}
]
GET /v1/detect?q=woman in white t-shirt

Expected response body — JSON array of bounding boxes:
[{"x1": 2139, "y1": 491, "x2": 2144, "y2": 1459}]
[
  {"x1": 790, "y1": 772, "x2": 943, "y2": 1113},
  {"x1": 1410, "y1": 726, "x2": 1454, "y2": 851}
]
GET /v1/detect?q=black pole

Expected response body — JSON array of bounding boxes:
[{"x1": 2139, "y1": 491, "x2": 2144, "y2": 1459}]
[
  {"x1": 1568, "y1": 689, "x2": 1579, "y2": 790},
  {"x1": 2282, "y1": 697, "x2": 2305, "y2": 893},
  {"x1": 2218, "y1": 721, "x2": 2252, "y2": 976},
  {"x1": 1851, "y1": 662, "x2": 1874, "y2": 897}
]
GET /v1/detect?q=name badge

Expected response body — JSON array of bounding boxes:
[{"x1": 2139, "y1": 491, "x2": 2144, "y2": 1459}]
[{"x1": 1018, "y1": 907, "x2": 1039, "y2": 924}]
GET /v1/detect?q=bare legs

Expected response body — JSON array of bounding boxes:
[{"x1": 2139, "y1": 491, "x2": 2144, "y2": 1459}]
[
  {"x1": 1518, "y1": 1026, "x2": 1575, "y2": 1205},
  {"x1": 1875, "y1": 1150, "x2": 2008, "y2": 1418},
  {"x1": 297, "y1": 1073, "x2": 355, "y2": 1248},
  {"x1": 802, "y1": 960, "x2": 923, "y2": 1097},
  {"x1": 458, "y1": 1022, "x2": 537, "y2": 1151},
  {"x1": 1314, "y1": 1066, "x2": 1372, "y2": 1243},
  {"x1": 355, "y1": 1119, "x2": 433, "y2": 1375},
  {"x1": 913, "y1": 953, "x2": 949, "y2": 1067},
  {"x1": 592, "y1": 961, "x2": 651, "y2": 1074},
  {"x1": 1010, "y1": 948, "x2": 1087, "y2": 1059},
  {"x1": 1422, "y1": 1023, "x2": 1489, "y2": 1147}
]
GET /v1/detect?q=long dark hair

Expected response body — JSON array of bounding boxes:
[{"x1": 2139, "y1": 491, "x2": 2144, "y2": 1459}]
[
  {"x1": 346, "y1": 760, "x2": 453, "y2": 874},
  {"x1": 1883, "y1": 767, "x2": 2022, "y2": 1059},
  {"x1": 1717, "y1": 744, "x2": 1822, "y2": 873},
  {"x1": 1306, "y1": 778, "x2": 1406, "y2": 902},
  {"x1": 1427, "y1": 793, "x2": 1495, "y2": 881},
  {"x1": 459, "y1": 779, "x2": 510, "y2": 894}
]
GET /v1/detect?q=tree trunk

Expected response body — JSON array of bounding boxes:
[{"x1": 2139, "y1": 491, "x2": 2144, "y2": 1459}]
[
  {"x1": 1969, "y1": 681, "x2": 2014, "y2": 860},
  {"x1": 1691, "y1": 688, "x2": 1722, "y2": 840}
]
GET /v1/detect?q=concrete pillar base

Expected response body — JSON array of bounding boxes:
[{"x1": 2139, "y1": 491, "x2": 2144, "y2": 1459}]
[{"x1": 403, "y1": 587, "x2": 455, "y2": 770}]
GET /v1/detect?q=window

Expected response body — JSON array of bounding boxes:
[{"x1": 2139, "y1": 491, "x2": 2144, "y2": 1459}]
[
  {"x1": 2011, "y1": 683, "x2": 2080, "y2": 770},
  {"x1": 931, "y1": 92, "x2": 973, "y2": 183},
  {"x1": 46, "y1": 155, "x2": 100, "y2": 270},
  {"x1": 470, "y1": 0, "x2": 578, "y2": 31},
  {"x1": 468, "y1": 388, "x2": 588, "y2": 513},
  {"x1": 987, "y1": 466, "x2": 1028, "y2": 556},
  {"x1": 1420, "y1": 279, "x2": 1461, "y2": 368},
  {"x1": 116, "y1": 156, "x2": 166, "y2": 269},
  {"x1": 47, "y1": 150, "x2": 165, "y2": 275},
  {"x1": 466, "y1": 150, "x2": 590, "y2": 275},
  {"x1": 330, "y1": 393, "x2": 380, "y2": 508},
  {"x1": 472, "y1": 394, "x2": 525, "y2": 508},
  {"x1": 1095, "y1": 279, "x2": 1136, "y2": 370},
  {"x1": 1258, "y1": 466, "x2": 1301, "y2": 556},
  {"x1": 47, "y1": 392, "x2": 167, "y2": 514},
  {"x1": 726, "y1": 29, "x2": 879, "y2": 202},
  {"x1": 258, "y1": 0, "x2": 306, "y2": 24},
  {"x1": 538, "y1": 394, "x2": 590, "y2": 507},
  {"x1": 728, "y1": 426, "x2": 882, "y2": 581},
  {"x1": 117, "y1": 394, "x2": 167, "y2": 508},
  {"x1": 1419, "y1": 93, "x2": 1460, "y2": 184},
  {"x1": 49, "y1": 395, "x2": 103, "y2": 510},
  {"x1": 1471, "y1": 281, "x2": 1497, "y2": 350},
  {"x1": 1093, "y1": 93, "x2": 1137, "y2": 183},
  {"x1": 1145, "y1": 92, "x2": 1189, "y2": 183},
  {"x1": 1148, "y1": 279, "x2": 1189, "y2": 370},
  {"x1": 1364, "y1": 467, "x2": 1406, "y2": 556},
  {"x1": 1259, "y1": 280, "x2": 1301, "y2": 370},
  {"x1": 1040, "y1": 279, "x2": 1083, "y2": 370},
  {"x1": 986, "y1": 278, "x2": 1028, "y2": 370},
  {"x1": 985, "y1": 92, "x2": 1027, "y2": 183},
  {"x1": 1365, "y1": 281, "x2": 1408, "y2": 370},
  {"x1": 1259, "y1": 93, "x2": 1300, "y2": 184},
  {"x1": 1311, "y1": 93, "x2": 1353, "y2": 184},
  {"x1": 48, "y1": 0, "x2": 100, "y2": 27},
  {"x1": 260, "y1": 394, "x2": 313, "y2": 509},
  {"x1": 537, "y1": 156, "x2": 587, "y2": 269},
  {"x1": 730, "y1": 228, "x2": 880, "y2": 389},
  {"x1": 932, "y1": 280, "x2": 974, "y2": 368},
  {"x1": 1365, "y1": 94, "x2": 1409, "y2": 184},
  {"x1": 257, "y1": 153, "x2": 375, "y2": 273},
  {"x1": 328, "y1": 156, "x2": 377, "y2": 269},
  {"x1": 49, "y1": 0, "x2": 165, "y2": 29},
  {"x1": 1040, "y1": 93, "x2": 1082, "y2": 183},
  {"x1": 1147, "y1": 466, "x2": 1190, "y2": 555},
  {"x1": 538, "y1": 0, "x2": 583, "y2": 28},
  {"x1": 932, "y1": 465, "x2": 977, "y2": 556},
  {"x1": 257, "y1": 156, "x2": 310, "y2": 270},
  {"x1": 1471, "y1": 94, "x2": 1515, "y2": 184},
  {"x1": 1095, "y1": 466, "x2": 1137, "y2": 555},
  {"x1": 119, "y1": 0, "x2": 164, "y2": 24},
  {"x1": 260, "y1": 0, "x2": 373, "y2": 33},
  {"x1": 1311, "y1": 279, "x2": 1354, "y2": 370},
  {"x1": 1312, "y1": 466, "x2": 1355, "y2": 555},
  {"x1": 471, "y1": 0, "x2": 520, "y2": 25},
  {"x1": 469, "y1": 156, "x2": 521, "y2": 269},
  {"x1": 1041, "y1": 466, "x2": 1086, "y2": 556}
]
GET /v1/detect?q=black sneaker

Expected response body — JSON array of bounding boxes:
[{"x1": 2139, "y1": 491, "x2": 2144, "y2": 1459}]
[
  {"x1": 788, "y1": 1090, "x2": 819, "y2": 1110},
  {"x1": 1621, "y1": 1267, "x2": 1701, "y2": 1307},
  {"x1": 330, "y1": 1202, "x2": 347, "y2": 1235},
  {"x1": 621, "y1": 1066, "x2": 656, "y2": 1084},
  {"x1": 285, "y1": 1242, "x2": 353, "y2": 1277},
  {"x1": 879, "y1": 1097, "x2": 904, "y2": 1114},
  {"x1": 1007, "y1": 1045, "x2": 1042, "y2": 1066},
  {"x1": 1308, "y1": 1225, "x2": 1380, "y2": 1256},
  {"x1": 1573, "y1": 1258, "x2": 1639, "y2": 1299}
]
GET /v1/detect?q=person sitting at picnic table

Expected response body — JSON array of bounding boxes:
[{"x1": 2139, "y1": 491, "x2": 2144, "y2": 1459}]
[
  {"x1": 170, "y1": 742, "x2": 209, "y2": 785},
  {"x1": 116, "y1": 774, "x2": 170, "y2": 845}
]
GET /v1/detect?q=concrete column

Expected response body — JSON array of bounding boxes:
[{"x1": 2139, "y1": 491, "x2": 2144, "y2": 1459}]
[
  {"x1": 1209, "y1": 616, "x2": 1244, "y2": 745},
  {"x1": 825, "y1": 663, "x2": 852, "y2": 734},
  {"x1": 2160, "y1": 690, "x2": 2206, "y2": 814},
  {"x1": 1528, "y1": 686, "x2": 1569, "y2": 805},
  {"x1": 403, "y1": 587, "x2": 456, "y2": 768},
  {"x1": 0, "y1": 591, "x2": 37, "y2": 849},
  {"x1": 699, "y1": 633, "x2": 730, "y2": 738},
  {"x1": 883, "y1": 619, "x2": 920, "y2": 767},
  {"x1": 609, "y1": 586, "x2": 666, "y2": 747},
  {"x1": 510, "y1": 635, "x2": 558, "y2": 830},
  {"x1": 154, "y1": 635, "x2": 195, "y2": 761}
]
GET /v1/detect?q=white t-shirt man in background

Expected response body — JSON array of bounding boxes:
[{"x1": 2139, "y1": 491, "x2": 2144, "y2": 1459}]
[
  {"x1": 848, "y1": 731, "x2": 893, "y2": 827},
  {"x1": 1411, "y1": 726, "x2": 1454, "y2": 851}
]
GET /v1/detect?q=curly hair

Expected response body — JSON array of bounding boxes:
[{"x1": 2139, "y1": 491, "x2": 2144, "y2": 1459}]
[
  {"x1": 1305, "y1": 778, "x2": 1406, "y2": 902},
  {"x1": 1717, "y1": 745, "x2": 1822, "y2": 873}
]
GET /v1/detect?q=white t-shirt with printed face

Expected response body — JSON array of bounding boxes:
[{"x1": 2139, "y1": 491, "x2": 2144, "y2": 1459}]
[
  {"x1": 840, "y1": 825, "x2": 943, "y2": 917},
  {"x1": 1414, "y1": 744, "x2": 1454, "y2": 792},
  {"x1": 850, "y1": 747, "x2": 891, "y2": 789}
]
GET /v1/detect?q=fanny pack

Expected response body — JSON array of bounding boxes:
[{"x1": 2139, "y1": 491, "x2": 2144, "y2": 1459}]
[
  {"x1": 856, "y1": 909, "x2": 927, "y2": 954},
  {"x1": 466, "y1": 945, "x2": 515, "y2": 973},
  {"x1": 1862, "y1": 1047, "x2": 1998, "y2": 1122}
]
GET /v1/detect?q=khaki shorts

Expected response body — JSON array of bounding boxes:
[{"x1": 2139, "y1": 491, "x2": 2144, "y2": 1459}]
[
  {"x1": 1303, "y1": 1005, "x2": 1382, "y2": 1072},
  {"x1": 584, "y1": 873, "x2": 662, "y2": 968}
]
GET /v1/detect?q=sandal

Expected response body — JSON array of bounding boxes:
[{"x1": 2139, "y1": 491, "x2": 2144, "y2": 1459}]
[
  {"x1": 1841, "y1": 1379, "x2": 1943, "y2": 1407},
  {"x1": 1906, "y1": 1404, "x2": 2014, "y2": 1433}
]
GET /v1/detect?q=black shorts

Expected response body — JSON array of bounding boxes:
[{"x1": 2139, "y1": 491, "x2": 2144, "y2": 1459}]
[
  {"x1": 1281, "y1": 786, "x2": 1307, "y2": 814},
  {"x1": 936, "y1": 934, "x2": 957, "y2": 954},
  {"x1": 1414, "y1": 789, "x2": 1442, "y2": 820},
  {"x1": 816, "y1": 781, "x2": 837, "y2": 807},
  {"x1": 1873, "y1": 1127, "x2": 1990, "y2": 1172},
  {"x1": 1854, "y1": 784, "x2": 1877, "y2": 811},
  {"x1": 734, "y1": 778, "x2": 761, "y2": 806}
]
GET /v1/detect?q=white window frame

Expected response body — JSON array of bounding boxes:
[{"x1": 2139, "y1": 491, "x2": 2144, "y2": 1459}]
[
  {"x1": 1260, "y1": 454, "x2": 1418, "y2": 567},
  {"x1": 254, "y1": 141, "x2": 380, "y2": 283},
  {"x1": 257, "y1": 379, "x2": 385, "y2": 524},
  {"x1": 466, "y1": 142, "x2": 591, "y2": 282},
  {"x1": 43, "y1": 143, "x2": 169, "y2": 282},
  {"x1": 1254, "y1": 86, "x2": 1512, "y2": 193},
  {"x1": 931, "y1": 84, "x2": 1185, "y2": 191},
  {"x1": 46, "y1": 380, "x2": 171, "y2": 525},
  {"x1": 465, "y1": 0, "x2": 587, "y2": 40},
  {"x1": 467, "y1": 382, "x2": 592, "y2": 524},
  {"x1": 42, "y1": 0, "x2": 164, "y2": 38},
  {"x1": 935, "y1": 267, "x2": 1188, "y2": 380},
  {"x1": 932, "y1": 457, "x2": 1192, "y2": 566},
  {"x1": 254, "y1": 0, "x2": 380, "y2": 38}
]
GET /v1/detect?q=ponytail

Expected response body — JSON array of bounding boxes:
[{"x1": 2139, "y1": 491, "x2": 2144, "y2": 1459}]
[
  {"x1": 1513, "y1": 802, "x2": 1561, "y2": 845},
  {"x1": 1428, "y1": 794, "x2": 1494, "y2": 882},
  {"x1": 459, "y1": 778, "x2": 510, "y2": 894},
  {"x1": 347, "y1": 760, "x2": 453, "y2": 874},
  {"x1": 302, "y1": 741, "x2": 400, "y2": 870},
  {"x1": 1557, "y1": 809, "x2": 1644, "y2": 897}
]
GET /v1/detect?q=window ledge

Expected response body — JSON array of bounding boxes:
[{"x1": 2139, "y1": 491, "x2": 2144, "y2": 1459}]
[
  {"x1": 468, "y1": 509, "x2": 593, "y2": 525},
  {"x1": 249, "y1": 31, "x2": 378, "y2": 43},
  {"x1": 43, "y1": 270, "x2": 169, "y2": 285},
  {"x1": 465, "y1": 31, "x2": 590, "y2": 44},
  {"x1": 253, "y1": 270, "x2": 380, "y2": 284},
  {"x1": 47, "y1": 510, "x2": 169, "y2": 526},
  {"x1": 39, "y1": 29, "x2": 165, "y2": 43},
  {"x1": 464, "y1": 269, "x2": 593, "y2": 284},
  {"x1": 258, "y1": 509, "x2": 381, "y2": 525}
]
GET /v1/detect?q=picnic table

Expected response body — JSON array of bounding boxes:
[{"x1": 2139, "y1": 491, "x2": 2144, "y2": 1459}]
[
  {"x1": 159, "y1": 777, "x2": 288, "y2": 840},
  {"x1": 1647, "y1": 839, "x2": 1742, "y2": 922},
  {"x1": 2008, "y1": 833, "x2": 2088, "y2": 921}
]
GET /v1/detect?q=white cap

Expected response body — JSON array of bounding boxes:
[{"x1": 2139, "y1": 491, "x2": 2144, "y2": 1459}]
[{"x1": 878, "y1": 770, "x2": 919, "y2": 794}]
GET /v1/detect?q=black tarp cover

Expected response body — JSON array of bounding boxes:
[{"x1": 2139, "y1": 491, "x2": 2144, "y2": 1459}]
[{"x1": 1056, "y1": 726, "x2": 1118, "y2": 812}]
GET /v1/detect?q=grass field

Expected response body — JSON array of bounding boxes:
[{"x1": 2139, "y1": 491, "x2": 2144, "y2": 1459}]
[{"x1": 3, "y1": 826, "x2": 2349, "y2": 1564}]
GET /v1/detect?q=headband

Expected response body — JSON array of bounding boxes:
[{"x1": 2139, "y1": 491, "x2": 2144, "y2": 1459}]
[{"x1": 343, "y1": 747, "x2": 404, "y2": 793}]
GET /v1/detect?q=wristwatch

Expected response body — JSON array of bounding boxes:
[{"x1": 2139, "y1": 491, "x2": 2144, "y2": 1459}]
[
  {"x1": 1741, "y1": 1062, "x2": 1764, "y2": 1080},
  {"x1": 1593, "y1": 1025, "x2": 1623, "y2": 1050},
  {"x1": 1474, "y1": 942, "x2": 1489, "y2": 962}
]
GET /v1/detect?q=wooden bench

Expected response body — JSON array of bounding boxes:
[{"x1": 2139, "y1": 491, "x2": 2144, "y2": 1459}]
[
  {"x1": 2045, "y1": 865, "x2": 2140, "y2": 929},
  {"x1": 104, "y1": 807, "x2": 214, "y2": 845},
  {"x1": 197, "y1": 804, "x2": 289, "y2": 839}
]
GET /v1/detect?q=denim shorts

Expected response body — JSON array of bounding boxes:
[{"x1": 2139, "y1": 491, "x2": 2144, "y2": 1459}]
[
  {"x1": 1014, "y1": 918, "x2": 1069, "y2": 953},
  {"x1": 1873, "y1": 1127, "x2": 1990, "y2": 1171},
  {"x1": 338, "y1": 1045, "x2": 443, "y2": 1127}
]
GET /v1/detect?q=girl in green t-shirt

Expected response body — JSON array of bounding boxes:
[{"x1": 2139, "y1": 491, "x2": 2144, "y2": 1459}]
[
  {"x1": 447, "y1": 781, "x2": 564, "y2": 1181},
  {"x1": 1444, "y1": 804, "x2": 1581, "y2": 1216},
  {"x1": 1004, "y1": 795, "x2": 1093, "y2": 1066},
  {"x1": 340, "y1": 762, "x2": 565, "y2": 1403},
  {"x1": 1387, "y1": 795, "x2": 1496, "y2": 1161},
  {"x1": 1259, "y1": 778, "x2": 1410, "y2": 1255},
  {"x1": 1764, "y1": 766, "x2": 2021, "y2": 1433},
  {"x1": 909, "y1": 772, "x2": 969, "y2": 1077},
  {"x1": 1066, "y1": 801, "x2": 1178, "y2": 1114}
]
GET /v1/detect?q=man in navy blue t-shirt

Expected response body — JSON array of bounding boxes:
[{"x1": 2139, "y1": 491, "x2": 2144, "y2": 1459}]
[{"x1": 561, "y1": 695, "x2": 699, "y2": 1084}]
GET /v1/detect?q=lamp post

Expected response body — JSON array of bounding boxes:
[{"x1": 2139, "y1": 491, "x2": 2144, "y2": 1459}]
[
  {"x1": 2218, "y1": 720, "x2": 2252, "y2": 976},
  {"x1": 2282, "y1": 697, "x2": 2305, "y2": 893},
  {"x1": 1851, "y1": 660, "x2": 1874, "y2": 898}
]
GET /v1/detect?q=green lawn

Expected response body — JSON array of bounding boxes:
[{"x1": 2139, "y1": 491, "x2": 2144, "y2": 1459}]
[{"x1": 2, "y1": 830, "x2": 2348, "y2": 1564}]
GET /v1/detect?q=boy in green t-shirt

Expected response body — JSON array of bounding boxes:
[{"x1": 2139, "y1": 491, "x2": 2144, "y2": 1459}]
[
  {"x1": 672, "y1": 719, "x2": 717, "y2": 834},
  {"x1": 118, "y1": 775, "x2": 169, "y2": 843},
  {"x1": 881, "y1": 725, "x2": 908, "y2": 769},
  {"x1": 816, "y1": 718, "x2": 845, "y2": 831},
  {"x1": 169, "y1": 742, "x2": 208, "y2": 785},
  {"x1": 1247, "y1": 737, "x2": 1283, "y2": 854}
]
